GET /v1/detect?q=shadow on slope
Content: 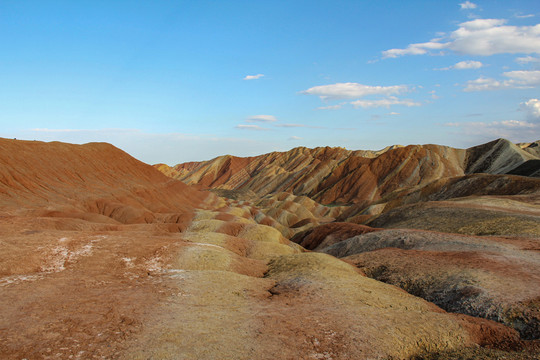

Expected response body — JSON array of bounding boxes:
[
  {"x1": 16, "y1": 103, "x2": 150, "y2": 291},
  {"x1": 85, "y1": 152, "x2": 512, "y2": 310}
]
[{"x1": 321, "y1": 229, "x2": 540, "y2": 340}]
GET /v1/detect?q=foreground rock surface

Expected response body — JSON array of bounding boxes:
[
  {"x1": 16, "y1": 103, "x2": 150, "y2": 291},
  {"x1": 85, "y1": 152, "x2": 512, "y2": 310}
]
[{"x1": 320, "y1": 228, "x2": 540, "y2": 339}]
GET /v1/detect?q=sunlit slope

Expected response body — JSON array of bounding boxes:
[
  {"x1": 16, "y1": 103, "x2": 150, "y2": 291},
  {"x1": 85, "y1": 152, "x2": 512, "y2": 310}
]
[
  {"x1": 158, "y1": 138, "x2": 539, "y2": 206},
  {"x1": 0, "y1": 138, "x2": 214, "y2": 224}
]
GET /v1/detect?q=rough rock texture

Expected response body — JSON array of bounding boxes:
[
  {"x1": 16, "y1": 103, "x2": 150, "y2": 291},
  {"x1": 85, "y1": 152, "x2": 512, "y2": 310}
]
[
  {"x1": 158, "y1": 144, "x2": 465, "y2": 205},
  {"x1": 321, "y1": 229, "x2": 540, "y2": 339},
  {"x1": 367, "y1": 196, "x2": 540, "y2": 237},
  {"x1": 157, "y1": 138, "x2": 539, "y2": 207},
  {"x1": 507, "y1": 160, "x2": 540, "y2": 177},
  {"x1": 520, "y1": 141, "x2": 540, "y2": 158},
  {"x1": 465, "y1": 138, "x2": 537, "y2": 174},
  {"x1": 253, "y1": 192, "x2": 348, "y2": 238},
  {"x1": 291, "y1": 222, "x2": 382, "y2": 251}
]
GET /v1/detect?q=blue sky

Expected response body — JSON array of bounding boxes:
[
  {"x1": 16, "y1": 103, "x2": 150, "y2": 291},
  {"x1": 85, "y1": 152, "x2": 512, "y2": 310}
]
[{"x1": 1, "y1": 0, "x2": 539, "y2": 164}]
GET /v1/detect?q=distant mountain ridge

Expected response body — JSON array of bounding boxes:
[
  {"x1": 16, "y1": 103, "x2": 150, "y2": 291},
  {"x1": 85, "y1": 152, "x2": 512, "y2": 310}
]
[{"x1": 155, "y1": 138, "x2": 540, "y2": 206}]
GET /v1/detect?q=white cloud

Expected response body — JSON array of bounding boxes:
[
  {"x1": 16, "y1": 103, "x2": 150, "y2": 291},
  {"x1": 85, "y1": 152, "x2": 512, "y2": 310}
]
[
  {"x1": 463, "y1": 77, "x2": 503, "y2": 91},
  {"x1": 521, "y1": 98, "x2": 540, "y2": 119},
  {"x1": 246, "y1": 115, "x2": 277, "y2": 122},
  {"x1": 288, "y1": 136, "x2": 302, "y2": 140},
  {"x1": 317, "y1": 103, "x2": 345, "y2": 110},
  {"x1": 459, "y1": 1, "x2": 477, "y2": 10},
  {"x1": 453, "y1": 60, "x2": 484, "y2": 69},
  {"x1": 500, "y1": 120, "x2": 536, "y2": 127},
  {"x1": 243, "y1": 74, "x2": 264, "y2": 80},
  {"x1": 301, "y1": 82, "x2": 409, "y2": 100},
  {"x1": 383, "y1": 40, "x2": 446, "y2": 58},
  {"x1": 504, "y1": 70, "x2": 540, "y2": 85},
  {"x1": 450, "y1": 19, "x2": 540, "y2": 55},
  {"x1": 303, "y1": 82, "x2": 422, "y2": 111},
  {"x1": 388, "y1": 112, "x2": 400, "y2": 115},
  {"x1": 439, "y1": 60, "x2": 483, "y2": 70},
  {"x1": 383, "y1": 18, "x2": 540, "y2": 58},
  {"x1": 515, "y1": 55, "x2": 540, "y2": 64},
  {"x1": 350, "y1": 97, "x2": 421, "y2": 109},
  {"x1": 235, "y1": 124, "x2": 270, "y2": 131},
  {"x1": 464, "y1": 70, "x2": 540, "y2": 91}
]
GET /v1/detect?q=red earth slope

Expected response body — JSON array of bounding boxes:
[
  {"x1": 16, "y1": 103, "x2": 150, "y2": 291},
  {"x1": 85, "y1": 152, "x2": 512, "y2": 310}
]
[{"x1": 0, "y1": 138, "x2": 212, "y2": 225}]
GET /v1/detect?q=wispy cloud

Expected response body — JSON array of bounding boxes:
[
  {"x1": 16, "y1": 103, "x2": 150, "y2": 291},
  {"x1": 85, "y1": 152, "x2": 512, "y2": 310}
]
[
  {"x1": 444, "y1": 120, "x2": 538, "y2": 141},
  {"x1": 243, "y1": 74, "x2": 264, "y2": 80},
  {"x1": 515, "y1": 14, "x2": 535, "y2": 19},
  {"x1": 383, "y1": 18, "x2": 540, "y2": 58},
  {"x1": 274, "y1": 123, "x2": 325, "y2": 129},
  {"x1": 32, "y1": 128, "x2": 88, "y2": 133},
  {"x1": 444, "y1": 98, "x2": 540, "y2": 142},
  {"x1": 515, "y1": 55, "x2": 540, "y2": 64},
  {"x1": 383, "y1": 39, "x2": 447, "y2": 58},
  {"x1": 246, "y1": 115, "x2": 277, "y2": 122},
  {"x1": 464, "y1": 70, "x2": 540, "y2": 91},
  {"x1": 350, "y1": 97, "x2": 421, "y2": 109},
  {"x1": 317, "y1": 103, "x2": 345, "y2": 110},
  {"x1": 235, "y1": 124, "x2": 270, "y2": 131},
  {"x1": 429, "y1": 90, "x2": 440, "y2": 100},
  {"x1": 288, "y1": 136, "x2": 302, "y2": 140},
  {"x1": 459, "y1": 1, "x2": 477, "y2": 10},
  {"x1": 438, "y1": 60, "x2": 483, "y2": 70},
  {"x1": 301, "y1": 82, "x2": 409, "y2": 100},
  {"x1": 465, "y1": 113, "x2": 483, "y2": 117},
  {"x1": 302, "y1": 82, "x2": 421, "y2": 110}
]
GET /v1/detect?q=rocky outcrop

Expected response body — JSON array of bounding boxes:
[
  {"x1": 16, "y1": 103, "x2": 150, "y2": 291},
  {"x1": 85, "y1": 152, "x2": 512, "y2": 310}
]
[{"x1": 465, "y1": 138, "x2": 537, "y2": 175}]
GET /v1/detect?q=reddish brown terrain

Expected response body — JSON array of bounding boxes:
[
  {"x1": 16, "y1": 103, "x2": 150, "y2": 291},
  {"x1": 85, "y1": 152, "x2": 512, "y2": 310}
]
[
  {"x1": 159, "y1": 138, "x2": 538, "y2": 205},
  {"x1": 1, "y1": 137, "x2": 539, "y2": 359}
]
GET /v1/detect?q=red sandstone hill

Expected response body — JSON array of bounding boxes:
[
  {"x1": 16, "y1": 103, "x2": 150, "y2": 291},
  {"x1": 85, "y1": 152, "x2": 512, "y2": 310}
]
[
  {"x1": 0, "y1": 138, "x2": 213, "y2": 225},
  {"x1": 157, "y1": 138, "x2": 539, "y2": 206}
]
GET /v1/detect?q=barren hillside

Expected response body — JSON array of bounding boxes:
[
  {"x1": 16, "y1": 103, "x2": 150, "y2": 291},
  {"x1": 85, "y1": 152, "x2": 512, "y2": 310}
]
[{"x1": 159, "y1": 138, "x2": 539, "y2": 206}]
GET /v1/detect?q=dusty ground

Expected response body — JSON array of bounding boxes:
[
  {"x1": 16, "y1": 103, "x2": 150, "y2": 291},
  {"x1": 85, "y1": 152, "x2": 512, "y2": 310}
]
[
  {"x1": 320, "y1": 228, "x2": 540, "y2": 340},
  {"x1": 1, "y1": 209, "x2": 527, "y2": 360}
]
